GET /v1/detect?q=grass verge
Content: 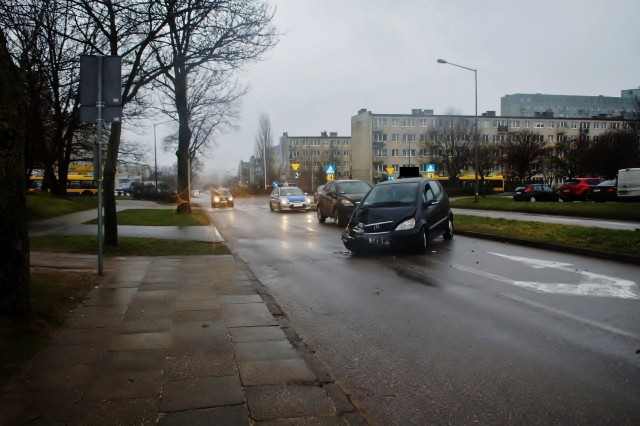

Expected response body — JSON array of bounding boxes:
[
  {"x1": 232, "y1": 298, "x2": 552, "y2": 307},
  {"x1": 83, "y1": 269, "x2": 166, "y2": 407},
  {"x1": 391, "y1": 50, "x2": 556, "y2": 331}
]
[
  {"x1": 456, "y1": 214, "x2": 640, "y2": 256},
  {"x1": 27, "y1": 192, "x2": 98, "y2": 221},
  {"x1": 0, "y1": 268, "x2": 100, "y2": 387},
  {"x1": 451, "y1": 196, "x2": 640, "y2": 222},
  {"x1": 84, "y1": 207, "x2": 210, "y2": 226}
]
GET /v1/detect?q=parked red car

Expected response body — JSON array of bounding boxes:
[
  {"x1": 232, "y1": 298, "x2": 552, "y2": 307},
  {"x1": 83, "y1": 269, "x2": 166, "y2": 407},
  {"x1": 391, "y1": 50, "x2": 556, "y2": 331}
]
[{"x1": 558, "y1": 178, "x2": 603, "y2": 202}]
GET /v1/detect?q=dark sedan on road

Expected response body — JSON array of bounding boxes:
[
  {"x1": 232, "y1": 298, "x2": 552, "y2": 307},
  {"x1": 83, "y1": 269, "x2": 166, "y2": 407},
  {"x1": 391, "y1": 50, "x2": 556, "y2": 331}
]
[
  {"x1": 317, "y1": 179, "x2": 372, "y2": 227},
  {"x1": 269, "y1": 186, "x2": 312, "y2": 212},
  {"x1": 341, "y1": 177, "x2": 453, "y2": 253},
  {"x1": 587, "y1": 179, "x2": 617, "y2": 202},
  {"x1": 512, "y1": 184, "x2": 560, "y2": 202}
]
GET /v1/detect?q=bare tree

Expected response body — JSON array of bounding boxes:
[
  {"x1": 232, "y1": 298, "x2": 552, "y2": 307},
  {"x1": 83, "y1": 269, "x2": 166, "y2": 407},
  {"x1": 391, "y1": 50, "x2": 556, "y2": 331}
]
[
  {"x1": 155, "y1": 67, "x2": 245, "y2": 191},
  {"x1": 0, "y1": 0, "x2": 95, "y2": 195},
  {"x1": 583, "y1": 129, "x2": 638, "y2": 177},
  {"x1": 0, "y1": 30, "x2": 30, "y2": 315},
  {"x1": 501, "y1": 129, "x2": 548, "y2": 183},
  {"x1": 254, "y1": 113, "x2": 276, "y2": 188},
  {"x1": 476, "y1": 141, "x2": 501, "y2": 193},
  {"x1": 69, "y1": 0, "x2": 173, "y2": 245},
  {"x1": 550, "y1": 137, "x2": 589, "y2": 179},
  {"x1": 423, "y1": 113, "x2": 473, "y2": 183},
  {"x1": 151, "y1": 0, "x2": 278, "y2": 212}
]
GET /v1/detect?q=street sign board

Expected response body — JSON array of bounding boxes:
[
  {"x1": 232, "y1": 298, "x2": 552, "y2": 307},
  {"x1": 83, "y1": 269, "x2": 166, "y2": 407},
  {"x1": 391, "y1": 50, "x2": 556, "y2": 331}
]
[
  {"x1": 386, "y1": 166, "x2": 395, "y2": 175},
  {"x1": 326, "y1": 165, "x2": 335, "y2": 174},
  {"x1": 426, "y1": 164, "x2": 436, "y2": 173}
]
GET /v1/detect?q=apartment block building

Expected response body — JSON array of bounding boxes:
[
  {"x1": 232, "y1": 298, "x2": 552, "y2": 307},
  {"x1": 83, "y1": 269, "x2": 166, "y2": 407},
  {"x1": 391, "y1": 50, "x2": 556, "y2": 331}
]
[
  {"x1": 279, "y1": 131, "x2": 352, "y2": 181},
  {"x1": 501, "y1": 88, "x2": 639, "y2": 119},
  {"x1": 351, "y1": 108, "x2": 627, "y2": 183}
]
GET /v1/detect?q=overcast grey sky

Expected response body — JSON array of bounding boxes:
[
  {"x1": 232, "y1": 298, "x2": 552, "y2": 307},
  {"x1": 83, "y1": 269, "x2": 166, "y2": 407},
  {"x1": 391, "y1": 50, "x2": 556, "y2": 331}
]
[{"x1": 142, "y1": 0, "x2": 640, "y2": 182}]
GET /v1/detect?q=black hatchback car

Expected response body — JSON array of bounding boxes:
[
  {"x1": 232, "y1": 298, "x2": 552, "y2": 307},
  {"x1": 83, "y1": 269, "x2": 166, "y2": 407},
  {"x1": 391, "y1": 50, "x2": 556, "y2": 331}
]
[
  {"x1": 341, "y1": 177, "x2": 453, "y2": 253},
  {"x1": 512, "y1": 184, "x2": 560, "y2": 202},
  {"x1": 317, "y1": 179, "x2": 372, "y2": 227}
]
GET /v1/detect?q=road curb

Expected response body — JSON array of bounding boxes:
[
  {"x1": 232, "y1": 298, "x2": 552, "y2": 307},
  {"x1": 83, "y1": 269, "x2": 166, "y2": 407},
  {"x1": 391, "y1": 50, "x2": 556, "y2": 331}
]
[{"x1": 456, "y1": 230, "x2": 640, "y2": 266}]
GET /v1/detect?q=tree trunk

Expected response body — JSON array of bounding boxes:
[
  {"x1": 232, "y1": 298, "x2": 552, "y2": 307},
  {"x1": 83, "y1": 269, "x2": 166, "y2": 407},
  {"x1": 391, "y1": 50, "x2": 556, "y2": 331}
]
[
  {"x1": 0, "y1": 34, "x2": 30, "y2": 315},
  {"x1": 174, "y1": 59, "x2": 192, "y2": 214},
  {"x1": 103, "y1": 122, "x2": 121, "y2": 246}
]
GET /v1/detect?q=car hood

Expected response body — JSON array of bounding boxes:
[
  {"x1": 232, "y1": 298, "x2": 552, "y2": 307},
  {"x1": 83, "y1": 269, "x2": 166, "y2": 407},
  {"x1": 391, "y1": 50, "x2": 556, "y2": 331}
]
[
  {"x1": 283, "y1": 195, "x2": 306, "y2": 202},
  {"x1": 350, "y1": 205, "x2": 417, "y2": 227},
  {"x1": 341, "y1": 193, "x2": 367, "y2": 203}
]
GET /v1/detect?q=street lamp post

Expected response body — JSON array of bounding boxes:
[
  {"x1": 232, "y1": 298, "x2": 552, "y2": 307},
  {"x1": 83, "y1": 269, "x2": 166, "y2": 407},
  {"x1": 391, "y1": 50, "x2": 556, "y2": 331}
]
[{"x1": 437, "y1": 58, "x2": 479, "y2": 202}]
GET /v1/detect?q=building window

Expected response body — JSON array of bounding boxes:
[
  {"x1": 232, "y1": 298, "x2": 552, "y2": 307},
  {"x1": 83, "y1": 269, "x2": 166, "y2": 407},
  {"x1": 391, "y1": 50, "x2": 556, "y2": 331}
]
[
  {"x1": 373, "y1": 133, "x2": 387, "y2": 142},
  {"x1": 419, "y1": 118, "x2": 429, "y2": 127},
  {"x1": 402, "y1": 118, "x2": 415, "y2": 127},
  {"x1": 391, "y1": 118, "x2": 400, "y2": 127},
  {"x1": 402, "y1": 149, "x2": 416, "y2": 157},
  {"x1": 509, "y1": 120, "x2": 520, "y2": 128},
  {"x1": 391, "y1": 149, "x2": 399, "y2": 157},
  {"x1": 374, "y1": 117, "x2": 388, "y2": 126},
  {"x1": 571, "y1": 122, "x2": 578, "y2": 129},
  {"x1": 392, "y1": 133, "x2": 400, "y2": 142},
  {"x1": 534, "y1": 122, "x2": 544, "y2": 128},
  {"x1": 402, "y1": 134, "x2": 416, "y2": 142}
]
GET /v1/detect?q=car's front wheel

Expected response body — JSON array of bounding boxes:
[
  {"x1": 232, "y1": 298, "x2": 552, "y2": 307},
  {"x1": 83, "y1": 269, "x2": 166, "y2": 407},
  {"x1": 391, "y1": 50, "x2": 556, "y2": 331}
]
[
  {"x1": 333, "y1": 209, "x2": 343, "y2": 227},
  {"x1": 317, "y1": 205, "x2": 326, "y2": 223},
  {"x1": 529, "y1": 196, "x2": 537, "y2": 202},
  {"x1": 269, "y1": 202, "x2": 274, "y2": 212},
  {"x1": 416, "y1": 227, "x2": 428, "y2": 254},
  {"x1": 443, "y1": 217, "x2": 454, "y2": 240}
]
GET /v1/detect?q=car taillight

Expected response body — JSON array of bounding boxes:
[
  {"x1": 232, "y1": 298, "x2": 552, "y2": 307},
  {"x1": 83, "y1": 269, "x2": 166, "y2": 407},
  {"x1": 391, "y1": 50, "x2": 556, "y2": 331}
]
[
  {"x1": 524, "y1": 187, "x2": 532, "y2": 193},
  {"x1": 606, "y1": 187, "x2": 614, "y2": 193}
]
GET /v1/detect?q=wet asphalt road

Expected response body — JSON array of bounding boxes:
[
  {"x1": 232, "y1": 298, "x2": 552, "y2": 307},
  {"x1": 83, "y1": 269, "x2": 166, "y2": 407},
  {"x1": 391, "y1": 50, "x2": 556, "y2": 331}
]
[{"x1": 197, "y1": 195, "x2": 640, "y2": 425}]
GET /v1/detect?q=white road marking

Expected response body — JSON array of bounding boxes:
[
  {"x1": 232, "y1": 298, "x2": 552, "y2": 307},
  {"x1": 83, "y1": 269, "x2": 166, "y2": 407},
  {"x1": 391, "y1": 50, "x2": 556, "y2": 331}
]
[
  {"x1": 501, "y1": 294, "x2": 640, "y2": 339},
  {"x1": 488, "y1": 252, "x2": 638, "y2": 300}
]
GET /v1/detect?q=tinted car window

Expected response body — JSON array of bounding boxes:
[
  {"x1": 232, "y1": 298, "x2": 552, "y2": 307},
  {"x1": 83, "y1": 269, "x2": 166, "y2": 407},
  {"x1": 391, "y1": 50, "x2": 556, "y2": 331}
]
[
  {"x1": 428, "y1": 181, "x2": 442, "y2": 198},
  {"x1": 336, "y1": 181, "x2": 371, "y2": 194},
  {"x1": 362, "y1": 182, "x2": 418, "y2": 205},
  {"x1": 281, "y1": 187, "x2": 304, "y2": 196}
]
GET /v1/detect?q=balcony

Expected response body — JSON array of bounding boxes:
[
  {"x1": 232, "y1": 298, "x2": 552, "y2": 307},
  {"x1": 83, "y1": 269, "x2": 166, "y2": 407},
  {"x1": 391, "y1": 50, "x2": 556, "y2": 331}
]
[
  {"x1": 372, "y1": 141, "x2": 386, "y2": 149},
  {"x1": 498, "y1": 125, "x2": 508, "y2": 133}
]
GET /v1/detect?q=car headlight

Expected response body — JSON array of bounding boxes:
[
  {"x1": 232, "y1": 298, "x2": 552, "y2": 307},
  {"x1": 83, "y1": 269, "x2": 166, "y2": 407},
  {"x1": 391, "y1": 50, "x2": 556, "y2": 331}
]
[
  {"x1": 305, "y1": 197, "x2": 312, "y2": 204},
  {"x1": 340, "y1": 199, "x2": 354, "y2": 207},
  {"x1": 395, "y1": 218, "x2": 416, "y2": 231},
  {"x1": 213, "y1": 196, "x2": 220, "y2": 202},
  {"x1": 280, "y1": 199, "x2": 289, "y2": 206},
  {"x1": 228, "y1": 196, "x2": 233, "y2": 201}
]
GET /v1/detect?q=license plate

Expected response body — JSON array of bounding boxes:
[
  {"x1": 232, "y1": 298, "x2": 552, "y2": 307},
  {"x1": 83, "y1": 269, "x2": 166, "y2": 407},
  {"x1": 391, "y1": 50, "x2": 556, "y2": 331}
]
[
  {"x1": 368, "y1": 236, "x2": 384, "y2": 246},
  {"x1": 292, "y1": 203, "x2": 302, "y2": 207}
]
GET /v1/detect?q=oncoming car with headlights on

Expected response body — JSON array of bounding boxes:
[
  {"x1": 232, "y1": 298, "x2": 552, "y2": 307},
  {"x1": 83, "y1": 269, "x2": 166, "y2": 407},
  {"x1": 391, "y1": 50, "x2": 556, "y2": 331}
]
[
  {"x1": 269, "y1": 185, "x2": 312, "y2": 213},
  {"x1": 341, "y1": 177, "x2": 453, "y2": 254},
  {"x1": 211, "y1": 188, "x2": 234, "y2": 208}
]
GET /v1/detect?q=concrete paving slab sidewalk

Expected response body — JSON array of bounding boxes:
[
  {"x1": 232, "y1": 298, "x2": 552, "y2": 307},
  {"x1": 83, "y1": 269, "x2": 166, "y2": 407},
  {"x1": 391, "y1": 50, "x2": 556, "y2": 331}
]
[{"x1": 1, "y1": 202, "x2": 368, "y2": 425}]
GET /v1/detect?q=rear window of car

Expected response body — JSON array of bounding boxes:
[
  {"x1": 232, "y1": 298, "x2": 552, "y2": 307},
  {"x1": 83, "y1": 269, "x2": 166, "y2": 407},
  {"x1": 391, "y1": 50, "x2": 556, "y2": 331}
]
[
  {"x1": 564, "y1": 180, "x2": 579, "y2": 185},
  {"x1": 281, "y1": 187, "x2": 304, "y2": 196},
  {"x1": 338, "y1": 181, "x2": 371, "y2": 194}
]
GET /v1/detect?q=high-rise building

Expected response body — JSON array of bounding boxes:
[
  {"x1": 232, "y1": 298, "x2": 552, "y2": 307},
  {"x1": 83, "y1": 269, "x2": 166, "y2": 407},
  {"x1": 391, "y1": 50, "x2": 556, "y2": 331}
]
[{"x1": 501, "y1": 89, "x2": 638, "y2": 118}]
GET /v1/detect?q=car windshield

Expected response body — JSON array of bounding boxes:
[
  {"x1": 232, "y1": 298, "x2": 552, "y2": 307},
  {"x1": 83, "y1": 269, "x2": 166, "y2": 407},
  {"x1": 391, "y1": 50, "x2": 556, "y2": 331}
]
[
  {"x1": 337, "y1": 181, "x2": 371, "y2": 194},
  {"x1": 361, "y1": 182, "x2": 418, "y2": 206},
  {"x1": 281, "y1": 187, "x2": 304, "y2": 196}
]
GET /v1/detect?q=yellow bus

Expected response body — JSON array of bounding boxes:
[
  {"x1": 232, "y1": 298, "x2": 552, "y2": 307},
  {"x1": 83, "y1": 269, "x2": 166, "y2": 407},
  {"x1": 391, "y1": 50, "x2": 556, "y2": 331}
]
[
  {"x1": 459, "y1": 174, "x2": 505, "y2": 192},
  {"x1": 29, "y1": 174, "x2": 98, "y2": 196},
  {"x1": 425, "y1": 174, "x2": 505, "y2": 192}
]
